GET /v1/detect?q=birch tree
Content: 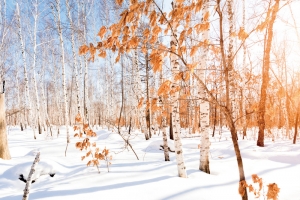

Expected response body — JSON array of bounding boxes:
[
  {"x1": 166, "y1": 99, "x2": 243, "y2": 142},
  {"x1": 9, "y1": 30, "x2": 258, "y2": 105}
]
[
  {"x1": 30, "y1": 0, "x2": 43, "y2": 134},
  {"x1": 16, "y1": 3, "x2": 36, "y2": 139},
  {"x1": 51, "y1": 0, "x2": 70, "y2": 155},
  {"x1": 132, "y1": 51, "x2": 149, "y2": 140},
  {"x1": 66, "y1": 0, "x2": 81, "y2": 116},
  {"x1": 170, "y1": 36, "x2": 188, "y2": 178},
  {"x1": 198, "y1": 0, "x2": 210, "y2": 174}
]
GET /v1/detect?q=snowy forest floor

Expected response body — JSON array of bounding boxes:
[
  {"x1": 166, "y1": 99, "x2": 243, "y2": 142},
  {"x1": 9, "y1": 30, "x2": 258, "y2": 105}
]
[{"x1": 1, "y1": 126, "x2": 300, "y2": 200}]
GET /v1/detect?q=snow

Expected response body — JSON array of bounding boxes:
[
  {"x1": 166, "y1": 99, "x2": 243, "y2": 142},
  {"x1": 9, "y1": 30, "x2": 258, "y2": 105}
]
[{"x1": 1, "y1": 126, "x2": 300, "y2": 200}]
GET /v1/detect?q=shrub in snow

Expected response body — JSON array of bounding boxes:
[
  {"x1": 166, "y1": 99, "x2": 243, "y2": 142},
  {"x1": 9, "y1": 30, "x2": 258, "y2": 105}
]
[{"x1": 74, "y1": 113, "x2": 112, "y2": 173}]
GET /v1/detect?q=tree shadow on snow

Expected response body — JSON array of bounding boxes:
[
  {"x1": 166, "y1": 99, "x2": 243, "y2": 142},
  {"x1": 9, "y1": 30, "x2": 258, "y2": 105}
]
[{"x1": 5, "y1": 176, "x2": 173, "y2": 199}]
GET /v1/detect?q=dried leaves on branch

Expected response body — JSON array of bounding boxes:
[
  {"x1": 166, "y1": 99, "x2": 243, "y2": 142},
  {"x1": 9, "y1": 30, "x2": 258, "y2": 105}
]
[
  {"x1": 238, "y1": 174, "x2": 280, "y2": 200},
  {"x1": 74, "y1": 113, "x2": 112, "y2": 173}
]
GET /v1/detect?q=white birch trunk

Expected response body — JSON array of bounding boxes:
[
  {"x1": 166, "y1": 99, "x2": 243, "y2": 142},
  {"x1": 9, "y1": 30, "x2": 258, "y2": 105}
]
[
  {"x1": 22, "y1": 152, "x2": 40, "y2": 200},
  {"x1": 66, "y1": 0, "x2": 81, "y2": 115},
  {"x1": 40, "y1": 60, "x2": 52, "y2": 136},
  {"x1": 81, "y1": 2, "x2": 90, "y2": 124},
  {"x1": 16, "y1": 4, "x2": 36, "y2": 139},
  {"x1": 159, "y1": 71, "x2": 170, "y2": 161},
  {"x1": 105, "y1": 59, "x2": 110, "y2": 129},
  {"x1": 198, "y1": 0, "x2": 210, "y2": 173},
  {"x1": 170, "y1": 36, "x2": 187, "y2": 178},
  {"x1": 16, "y1": 69, "x2": 24, "y2": 129},
  {"x1": 132, "y1": 50, "x2": 149, "y2": 140},
  {"x1": 52, "y1": 0, "x2": 70, "y2": 153},
  {"x1": 31, "y1": 0, "x2": 42, "y2": 134}
]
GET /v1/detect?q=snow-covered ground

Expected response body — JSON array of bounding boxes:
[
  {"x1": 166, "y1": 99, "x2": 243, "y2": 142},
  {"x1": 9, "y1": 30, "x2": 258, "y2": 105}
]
[{"x1": 1, "y1": 126, "x2": 300, "y2": 200}]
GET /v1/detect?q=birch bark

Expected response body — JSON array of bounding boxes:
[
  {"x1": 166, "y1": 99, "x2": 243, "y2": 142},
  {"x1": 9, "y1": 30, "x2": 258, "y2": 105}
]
[
  {"x1": 133, "y1": 50, "x2": 149, "y2": 140},
  {"x1": 170, "y1": 36, "x2": 187, "y2": 178},
  {"x1": 52, "y1": 0, "x2": 70, "y2": 154},
  {"x1": 82, "y1": 2, "x2": 90, "y2": 124},
  {"x1": 22, "y1": 152, "x2": 40, "y2": 200},
  {"x1": 16, "y1": 4, "x2": 36, "y2": 139},
  {"x1": 198, "y1": 0, "x2": 210, "y2": 173},
  {"x1": 66, "y1": 0, "x2": 81, "y2": 115},
  {"x1": 31, "y1": 0, "x2": 42, "y2": 134},
  {"x1": 159, "y1": 71, "x2": 170, "y2": 161}
]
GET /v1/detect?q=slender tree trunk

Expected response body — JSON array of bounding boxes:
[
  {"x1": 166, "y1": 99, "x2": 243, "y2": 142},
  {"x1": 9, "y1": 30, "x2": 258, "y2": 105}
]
[
  {"x1": 31, "y1": 0, "x2": 42, "y2": 135},
  {"x1": 293, "y1": 102, "x2": 300, "y2": 144},
  {"x1": 22, "y1": 152, "x2": 40, "y2": 200},
  {"x1": 66, "y1": 0, "x2": 81, "y2": 116},
  {"x1": 242, "y1": 0, "x2": 247, "y2": 139},
  {"x1": 52, "y1": 0, "x2": 70, "y2": 155},
  {"x1": 169, "y1": 112, "x2": 174, "y2": 140},
  {"x1": 216, "y1": 1, "x2": 248, "y2": 198},
  {"x1": 16, "y1": 70, "x2": 24, "y2": 131},
  {"x1": 257, "y1": 0, "x2": 280, "y2": 147},
  {"x1": 16, "y1": 3, "x2": 35, "y2": 139},
  {"x1": 170, "y1": 36, "x2": 187, "y2": 178},
  {"x1": 133, "y1": 50, "x2": 149, "y2": 140},
  {"x1": 145, "y1": 52, "x2": 152, "y2": 138},
  {"x1": 283, "y1": 60, "x2": 290, "y2": 139},
  {"x1": 159, "y1": 71, "x2": 170, "y2": 161}
]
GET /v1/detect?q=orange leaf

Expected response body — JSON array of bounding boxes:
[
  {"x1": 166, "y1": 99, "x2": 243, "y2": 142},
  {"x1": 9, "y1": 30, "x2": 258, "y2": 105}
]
[
  {"x1": 203, "y1": 11, "x2": 210, "y2": 21},
  {"x1": 138, "y1": 97, "x2": 144, "y2": 109},
  {"x1": 79, "y1": 45, "x2": 89, "y2": 55},
  {"x1": 158, "y1": 80, "x2": 172, "y2": 96},
  {"x1": 116, "y1": 0, "x2": 123, "y2": 6},
  {"x1": 75, "y1": 142, "x2": 82, "y2": 149},
  {"x1": 143, "y1": 28, "x2": 150, "y2": 38},
  {"x1": 238, "y1": 27, "x2": 248, "y2": 40},
  {"x1": 75, "y1": 113, "x2": 82, "y2": 123},
  {"x1": 87, "y1": 160, "x2": 92, "y2": 166},
  {"x1": 115, "y1": 53, "x2": 121, "y2": 63},
  {"x1": 149, "y1": 51, "x2": 163, "y2": 73},
  {"x1": 190, "y1": 46, "x2": 199, "y2": 56}
]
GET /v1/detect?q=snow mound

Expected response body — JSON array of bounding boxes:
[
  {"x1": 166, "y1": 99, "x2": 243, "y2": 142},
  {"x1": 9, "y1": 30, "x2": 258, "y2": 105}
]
[
  {"x1": 2, "y1": 160, "x2": 56, "y2": 181},
  {"x1": 144, "y1": 140, "x2": 175, "y2": 153}
]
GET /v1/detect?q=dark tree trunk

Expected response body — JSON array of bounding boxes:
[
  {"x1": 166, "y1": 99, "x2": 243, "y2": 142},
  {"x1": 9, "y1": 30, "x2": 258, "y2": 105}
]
[
  {"x1": 20, "y1": 123, "x2": 24, "y2": 131},
  {"x1": 38, "y1": 123, "x2": 42, "y2": 134},
  {"x1": 293, "y1": 102, "x2": 300, "y2": 144},
  {"x1": 169, "y1": 113, "x2": 174, "y2": 140},
  {"x1": 212, "y1": 94, "x2": 218, "y2": 137}
]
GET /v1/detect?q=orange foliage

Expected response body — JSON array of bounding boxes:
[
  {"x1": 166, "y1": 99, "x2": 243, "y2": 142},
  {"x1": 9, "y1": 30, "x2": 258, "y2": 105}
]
[
  {"x1": 158, "y1": 80, "x2": 172, "y2": 96},
  {"x1": 79, "y1": 45, "x2": 89, "y2": 55}
]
